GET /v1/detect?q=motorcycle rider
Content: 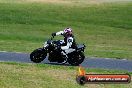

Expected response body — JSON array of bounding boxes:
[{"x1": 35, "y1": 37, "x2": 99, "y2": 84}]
[{"x1": 52, "y1": 28, "x2": 77, "y2": 63}]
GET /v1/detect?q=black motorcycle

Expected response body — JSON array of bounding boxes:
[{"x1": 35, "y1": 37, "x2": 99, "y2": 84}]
[{"x1": 30, "y1": 36, "x2": 86, "y2": 66}]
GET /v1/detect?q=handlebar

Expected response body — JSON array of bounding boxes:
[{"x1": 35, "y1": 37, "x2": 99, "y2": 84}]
[{"x1": 50, "y1": 36, "x2": 54, "y2": 40}]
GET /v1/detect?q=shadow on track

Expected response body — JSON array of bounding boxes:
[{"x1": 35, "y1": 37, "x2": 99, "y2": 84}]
[{"x1": 44, "y1": 62, "x2": 77, "y2": 67}]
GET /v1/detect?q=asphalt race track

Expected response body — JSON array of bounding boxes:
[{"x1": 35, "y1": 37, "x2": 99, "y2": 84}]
[{"x1": 0, "y1": 51, "x2": 132, "y2": 72}]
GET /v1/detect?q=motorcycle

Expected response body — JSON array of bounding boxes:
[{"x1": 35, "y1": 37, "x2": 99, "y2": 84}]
[{"x1": 30, "y1": 36, "x2": 86, "y2": 66}]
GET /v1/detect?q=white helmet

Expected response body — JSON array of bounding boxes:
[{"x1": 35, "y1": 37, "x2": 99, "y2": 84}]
[
  {"x1": 63, "y1": 28, "x2": 73, "y2": 37},
  {"x1": 64, "y1": 28, "x2": 72, "y2": 34}
]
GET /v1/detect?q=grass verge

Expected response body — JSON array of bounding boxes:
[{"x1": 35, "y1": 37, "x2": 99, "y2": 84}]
[
  {"x1": 0, "y1": 0, "x2": 132, "y2": 59},
  {"x1": 0, "y1": 62, "x2": 131, "y2": 88}
]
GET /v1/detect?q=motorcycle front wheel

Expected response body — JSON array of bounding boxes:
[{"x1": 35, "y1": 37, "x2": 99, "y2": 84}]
[{"x1": 30, "y1": 48, "x2": 47, "y2": 63}]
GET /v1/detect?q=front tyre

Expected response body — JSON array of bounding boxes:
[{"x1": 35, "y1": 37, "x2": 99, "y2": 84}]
[
  {"x1": 68, "y1": 52, "x2": 85, "y2": 66},
  {"x1": 30, "y1": 48, "x2": 47, "y2": 63}
]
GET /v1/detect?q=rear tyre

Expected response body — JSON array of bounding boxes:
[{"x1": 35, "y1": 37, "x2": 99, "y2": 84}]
[
  {"x1": 30, "y1": 48, "x2": 47, "y2": 63},
  {"x1": 68, "y1": 52, "x2": 85, "y2": 66}
]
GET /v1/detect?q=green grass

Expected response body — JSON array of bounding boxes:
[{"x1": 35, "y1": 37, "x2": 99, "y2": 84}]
[
  {"x1": 0, "y1": 1, "x2": 132, "y2": 88},
  {"x1": 0, "y1": 62, "x2": 131, "y2": 88},
  {"x1": 0, "y1": 0, "x2": 132, "y2": 59}
]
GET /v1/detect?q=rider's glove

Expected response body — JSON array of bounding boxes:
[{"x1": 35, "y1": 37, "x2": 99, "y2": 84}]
[{"x1": 52, "y1": 33, "x2": 56, "y2": 37}]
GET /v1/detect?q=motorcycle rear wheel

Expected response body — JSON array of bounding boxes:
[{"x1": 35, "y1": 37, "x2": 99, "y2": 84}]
[{"x1": 68, "y1": 52, "x2": 85, "y2": 66}]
